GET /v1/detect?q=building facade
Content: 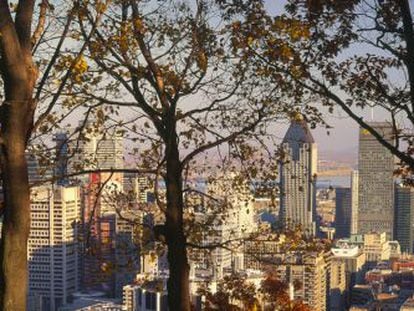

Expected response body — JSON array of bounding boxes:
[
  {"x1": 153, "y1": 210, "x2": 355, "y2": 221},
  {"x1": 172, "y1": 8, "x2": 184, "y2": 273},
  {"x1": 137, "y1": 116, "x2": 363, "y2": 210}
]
[
  {"x1": 350, "y1": 171, "x2": 359, "y2": 235},
  {"x1": 335, "y1": 187, "x2": 352, "y2": 239},
  {"x1": 357, "y1": 122, "x2": 395, "y2": 238},
  {"x1": 394, "y1": 183, "x2": 414, "y2": 253},
  {"x1": 28, "y1": 186, "x2": 81, "y2": 311},
  {"x1": 70, "y1": 120, "x2": 124, "y2": 172},
  {"x1": 279, "y1": 114, "x2": 317, "y2": 235},
  {"x1": 274, "y1": 251, "x2": 329, "y2": 311}
]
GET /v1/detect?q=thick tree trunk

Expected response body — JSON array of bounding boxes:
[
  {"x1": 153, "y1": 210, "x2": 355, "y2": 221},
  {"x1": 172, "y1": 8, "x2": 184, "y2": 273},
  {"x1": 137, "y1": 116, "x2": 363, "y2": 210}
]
[
  {"x1": 0, "y1": 101, "x2": 32, "y2": 311},
  {"x1": 165, "y1": 129, "x2": 191, "y2": 311},
  {"x1": 0, "y1": 54, "x2": 36, "y2": 310}
]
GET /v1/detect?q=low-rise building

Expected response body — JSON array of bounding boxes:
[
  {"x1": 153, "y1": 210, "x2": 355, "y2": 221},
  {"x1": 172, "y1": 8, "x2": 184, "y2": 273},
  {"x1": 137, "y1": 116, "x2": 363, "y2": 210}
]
[{"x1": 336, "y1": 233, "x2": 400, "y2": 267}]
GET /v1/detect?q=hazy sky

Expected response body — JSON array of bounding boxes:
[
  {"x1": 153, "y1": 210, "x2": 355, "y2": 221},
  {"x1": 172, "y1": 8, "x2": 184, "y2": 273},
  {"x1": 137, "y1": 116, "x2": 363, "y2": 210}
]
[{"x1": 264, "y1": 0, "x2": 399, "y2": 162}]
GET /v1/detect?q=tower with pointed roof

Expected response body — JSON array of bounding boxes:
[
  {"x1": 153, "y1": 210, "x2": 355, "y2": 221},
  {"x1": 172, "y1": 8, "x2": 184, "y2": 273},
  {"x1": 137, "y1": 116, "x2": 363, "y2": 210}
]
[{"x1": 279, "y1": 114, "x2": 318, "y2": 235}]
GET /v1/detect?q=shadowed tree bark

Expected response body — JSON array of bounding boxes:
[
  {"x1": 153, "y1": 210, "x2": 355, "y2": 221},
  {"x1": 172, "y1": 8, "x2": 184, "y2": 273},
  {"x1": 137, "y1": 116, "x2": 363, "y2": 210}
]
[
  {"x1": 0, "y1": 1, "x2": 92, "y2": 309},
  {"x1": 0, "y1": 1, "x2": 38, "y2": 309}
]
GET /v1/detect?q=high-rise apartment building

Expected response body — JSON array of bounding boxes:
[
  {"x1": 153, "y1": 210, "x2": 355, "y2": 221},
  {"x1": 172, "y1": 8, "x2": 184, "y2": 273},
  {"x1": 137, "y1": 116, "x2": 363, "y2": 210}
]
[
  {"x1": 279, "y1": 114, "x2": 317, "y2": 235},
  {"x1": 394, "y1": 183, "x2": 414, "y2": 253},
  {"x1": 329, "y1": 259, "x2": 347, "y2": 311},
  {"x1": 358, "y1": 122, "x2": 395, "y2": 238},
  {"x1": 28, "y1": 185, "x2": 81, "y2": 311},
  {"x1": 274, "y1": 251, "x2": 329, "y2": 311}
]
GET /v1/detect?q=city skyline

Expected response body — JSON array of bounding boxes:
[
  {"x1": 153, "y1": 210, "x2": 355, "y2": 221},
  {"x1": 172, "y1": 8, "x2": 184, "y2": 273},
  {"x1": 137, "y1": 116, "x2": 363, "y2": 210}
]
[{"x1": 0, "y1": 0, "x2": 413, "y2": 310}]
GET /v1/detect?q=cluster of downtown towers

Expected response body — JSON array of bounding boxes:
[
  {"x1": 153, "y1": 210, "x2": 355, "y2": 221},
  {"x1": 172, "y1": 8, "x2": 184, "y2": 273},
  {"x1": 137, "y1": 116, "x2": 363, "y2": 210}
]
[
  {"x1": 280, "y1": 116, "x2": 412, "y2": 251},
  {"x1": 6, "y1": 115, "x2": 412, "y2": 309}
]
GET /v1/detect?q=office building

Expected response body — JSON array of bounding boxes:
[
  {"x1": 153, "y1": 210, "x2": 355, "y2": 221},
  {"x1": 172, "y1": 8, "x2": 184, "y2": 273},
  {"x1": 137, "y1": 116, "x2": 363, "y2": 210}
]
[
  {"x1": 28, "y1": 186, "x2": 81, "y2": 311},
  {"x1": 115, "y1": 212, "x2": 140, "y2": 298},
  {"x1": 71, "y1": 120, "x2": 124, "y2": 171},
  {"x1": 279, "y1": 113, "x2": 317, "y2": 235},
  {"x1": 27, "y1": 153, "x2": 53, "y2": 184},
  {"x1": 335, "y1": 187, "x2": 352, "y2": 239},
  {"x1": 54, "y1": 132, "x2": 70, "y2": 186},
  {"x1": 358, "y1": 122, "x2": 395, "y2": 238},
  {"x1": 394, "y1": 183, "x2": 414, "y2": 253},
  {"x1": 350, "y1": 171, "x2": 359, "y2": 234}
]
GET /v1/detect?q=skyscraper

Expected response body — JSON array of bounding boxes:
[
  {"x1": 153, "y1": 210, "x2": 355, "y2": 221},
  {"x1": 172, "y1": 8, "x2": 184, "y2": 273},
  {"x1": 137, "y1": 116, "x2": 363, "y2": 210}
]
[
  {"x1": 335, "y1": 171, "x2": 359, "y2": 239},
  {"x1": 394, "y1": 183, "x2": 414, "y2": 253},
  {"x1": 54, "y1": 132, "x2": 69, "y2": 186},
  {"x1": 279, "y1": 114, "x2": 317, "y2": 235},
  {"x1": 115, "y1": 212, "x2": 140, "y2": 298},
  {"x1": 28, "y1": 186, "x2": 81, "y2": 311},
  {"x1": 70, "y1": 120, "x2": 124, "y2": 172},
  {"x1": 350, "y1": 171, "x2": 359, "y2": 235},
  {"x1": 357, "y1": 122, "x2": 395, "y2": 238},
  {"x1": 335, "y1": 187, "x2": 352, "y2": 239}
]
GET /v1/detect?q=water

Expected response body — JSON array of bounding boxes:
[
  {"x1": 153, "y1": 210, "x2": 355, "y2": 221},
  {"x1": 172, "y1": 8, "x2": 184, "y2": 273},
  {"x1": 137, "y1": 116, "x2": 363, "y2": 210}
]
[{"x1": 317, "y1": 175, "x2": 351, "y2": 188}]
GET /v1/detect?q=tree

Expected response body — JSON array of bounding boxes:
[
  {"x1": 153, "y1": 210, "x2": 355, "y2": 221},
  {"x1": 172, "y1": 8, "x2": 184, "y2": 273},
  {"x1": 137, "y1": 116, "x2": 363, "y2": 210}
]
[
  {"x1": 0, "y1": 1, "x2": 100, "y2": 309},
  {"x1": 199, "y1": 271, "x2": 312, "y2": 311},
  {"x1": 260, "y1": 272, "x2": 312, "y2": 311},
  {"x1": 74, "y1": 0, "x2": 289, "y2": 309},
  {"x1": 232, "y1": 0, "x2": 414, "y2": 181}
]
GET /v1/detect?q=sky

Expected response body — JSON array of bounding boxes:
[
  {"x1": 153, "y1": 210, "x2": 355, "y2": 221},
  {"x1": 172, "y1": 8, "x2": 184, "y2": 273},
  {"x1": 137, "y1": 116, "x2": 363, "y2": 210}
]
[
  {"x1": 59, "y1": 0, "x2": 403, "y2": 166},
  {"x1": 264, "y1": 0, "x2": 401, "y2": 163}
]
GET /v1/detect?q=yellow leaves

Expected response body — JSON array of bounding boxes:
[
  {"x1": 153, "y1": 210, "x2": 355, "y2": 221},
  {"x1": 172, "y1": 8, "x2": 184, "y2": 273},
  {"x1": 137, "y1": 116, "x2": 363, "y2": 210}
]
[
  {"x1": 196, "y1": 51, "x2": 208, "y2": 72},
  {"x1": 291, "y1": 26, "x2": 310, "y2": 41},
  {"x1": 57, "y1": 55, "x2": 88, "y2": 84},
  {"x1": 247, "y1": 36, "x2": 255, "y2": 46},
  {"x1": 71, "y1": 56, "x2": 89, "y2": 83},
  {"x1": 361, "y1": 128, "x2": 370, "y2": 135},
  {"x1": 96, "y1": 2, "x2": 107, "y2": 14},
  {"x1": 280, "y1": 44, "x2": 294, "y2": 60},
  {"x1": 117, "y1": 22, "x2": 133, "y2": 54},
  {"x1": 74, "y1": 56, "x2": 88, "y2": 74},
  {"x1": 272, "y1": 17, "x2": 310, "y2": 41},
  {"x1": 289, "y1": 64, "x2": 303, "y2": 79},
  {"x1": 134, "y1": 17, "x2": 146, "y2": 33},
  {"x1": 94, "y1": 0, "x2": 109, "y2": 14},
  {"x1": 96, "y1": 109, "x2": 105, "y2": 122}
]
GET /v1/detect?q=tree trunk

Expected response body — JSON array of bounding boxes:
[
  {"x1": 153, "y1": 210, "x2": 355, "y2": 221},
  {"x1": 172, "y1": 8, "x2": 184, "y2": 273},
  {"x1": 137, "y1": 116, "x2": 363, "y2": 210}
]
[
  {"x1": 0, "y1": 56, "x2": 36, "y2": 310},
  {"x1": 164, "y1": 127, "x2": 191, "y2": 311},
  {"x1": 0, "y1": 102, "x2": 32, "y2": 311}
]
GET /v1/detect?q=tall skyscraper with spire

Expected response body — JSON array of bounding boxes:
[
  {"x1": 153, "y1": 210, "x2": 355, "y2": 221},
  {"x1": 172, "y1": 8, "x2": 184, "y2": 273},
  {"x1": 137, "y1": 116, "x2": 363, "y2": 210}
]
[
  {"x1": 358, "y1": 122, "x2": 395, "y2": 239},
  {"x1": 279, "y1": 113, "x2": 318, "y2": 235}
]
